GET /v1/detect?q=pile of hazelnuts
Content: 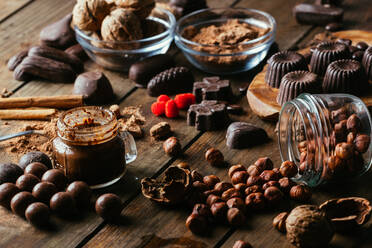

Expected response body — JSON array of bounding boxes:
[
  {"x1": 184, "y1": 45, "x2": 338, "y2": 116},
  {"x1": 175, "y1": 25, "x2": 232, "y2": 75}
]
[
  {"x1": 0, "y1": 151, "x2": 123, "y2": 228},
  {"x1": 185, "y1": 148, "x2": 312, "y2": 236}
]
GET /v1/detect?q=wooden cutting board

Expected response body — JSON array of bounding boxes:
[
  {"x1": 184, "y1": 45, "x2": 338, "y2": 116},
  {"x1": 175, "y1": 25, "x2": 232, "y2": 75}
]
[{"x1": 246, "y1": 30, "x2": 372, "y2": 121}]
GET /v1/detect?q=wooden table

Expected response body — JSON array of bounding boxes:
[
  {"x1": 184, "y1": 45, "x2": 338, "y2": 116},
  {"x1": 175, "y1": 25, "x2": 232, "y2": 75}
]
[{"x1": 0, "y1": 0, "x2": 372, "y2": 247}]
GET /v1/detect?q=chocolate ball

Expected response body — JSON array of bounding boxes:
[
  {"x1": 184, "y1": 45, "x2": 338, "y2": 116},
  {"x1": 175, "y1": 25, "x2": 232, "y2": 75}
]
[
  {"x1": 0, "y1": 183, "x2": 20, "y2": 209},
  {"x1": 66, "y1": 181, "x2": 92, "y2": 208},
  {"x1": 95, "y1": 193, "x2": 122, "y2": 221},
  {"x1": 50, "y1": 192, "x2": 77, "y2": 217},
  {"x1": 16, "y1": 174, "x2": 40, "y2": 192},
  {"x1": 25, "y1": 202, "x2": 50, "y2": 227},
  {"x1": 0, "y1": 163, "x2": 23, "y2": 184},
  {"x1": 24, "y1": 162, "x2": 48, "y2": 179},
  {"x1": 41, "y1": 169, "x2": 67, "y2": 191},
  {"x1": 10, "y1": 191, "x2": 35, "y2": 217},
  {"x1": 19, "y1": 151, "x2": 52, "y2": 170},
  {"x1": 32, "y1": 182, "x2": 57, "y2": 205}
]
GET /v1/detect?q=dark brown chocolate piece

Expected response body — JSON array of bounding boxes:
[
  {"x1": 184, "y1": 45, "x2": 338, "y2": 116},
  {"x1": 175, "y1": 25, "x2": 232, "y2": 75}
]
[
  {"x1": 7, "y1": 50, "x2": 28, "y2": 71},
  {"x1": 41, "y1": 169, "x2": 67, "y2": 191},
  {"x1": 19, "y1": 151, "x2": 52, "y2": 170},
  {"x1": 170, "y1": 0, "x2": 208, "y2": 17},
  {"x1": 293, "y1": 3, "x2": 344, "y2": 25},
  {"x1": 40, "y1": 14, "x2": 76, "y2": 49},
  {"x1": 25, "y1": 202, "x2": 50, "y2": 227},
  {"x1": 24, "y1": 162, "x2": 48, "y2": 179},
  {"x1": 73, "y1": 71, "x2": 114, "y2": 105},
  {"x1": 66, "y1": 181, "x2": 92, "y2": 209},
  {"x1": 226, "y1": 122, "x2": 268, "y2": 149},
  {"x1": 325, "y1": 22, "x2": 342, "y2": 32},
  {"x1": 129, "y1": 54, "x2": 175, "y2": 88},
  {"x1": 0, "y1": 163, "x2": 23, "y2": 184},
  {"x1": 32, "y1": 182, "x2": 58, "y2": 205},
  {"x1": 193, "y1": 77, "x2": 233, "y2": 103},
  {"x1": 10, "y1": 191, "x2": 35, "y2": 217},
  {"x1": 0, "y1": 183, "x2": 20, "y2": 209},
  {"x1": 95, "y1": 193, "x2": 123, "y2": 221},
  {"x1": 362, "y1": 46, "x2": 372, "y2": 81},
  {"x1": 187, "y1": 100, "x2": 229, "y2": 131},
  {"x1": 50, "y1": 192, "x2": 77, "y2": 217},
  {"x1": 227, "y1": 104, "x2": 243, "y2": 115},
  {"x1": 352, "y1": 51, "x2": 364, "y2": 62},
  {"x1": 65, "y1": 44, "x2": 88, "y2": 61},
  {"x1": 16, "y1": 174, "x2": 40, "y2": 192}
]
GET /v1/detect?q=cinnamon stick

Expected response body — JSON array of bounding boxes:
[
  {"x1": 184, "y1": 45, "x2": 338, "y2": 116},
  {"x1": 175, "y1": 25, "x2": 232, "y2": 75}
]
[
  {"x1": 0, "y1": 109, "x2": 57, "y2": 120},
  {"x1": 0, "y1": 95, "x2": 83, "y2": 109}
]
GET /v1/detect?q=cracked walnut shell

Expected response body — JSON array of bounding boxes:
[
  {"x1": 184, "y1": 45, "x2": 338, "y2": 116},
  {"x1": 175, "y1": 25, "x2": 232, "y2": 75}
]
[{"x1": 73, "y1": 0, "x2": 110, "y2": 31}]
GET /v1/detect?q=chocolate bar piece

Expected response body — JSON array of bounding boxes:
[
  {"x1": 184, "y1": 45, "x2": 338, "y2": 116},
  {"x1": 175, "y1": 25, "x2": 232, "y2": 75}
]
[
  {"x1": 226, "y1": 122, "x2": 268, "y2": 149},
  {"x1": 187, "y1": 100, "x2": 229, "y2": 131},
  {"x1": 193, "y1": 77, "x2": 233, "y2": 103},
  {"x1": 293, "y1": 3, "x2": 343, "y2": 26}
]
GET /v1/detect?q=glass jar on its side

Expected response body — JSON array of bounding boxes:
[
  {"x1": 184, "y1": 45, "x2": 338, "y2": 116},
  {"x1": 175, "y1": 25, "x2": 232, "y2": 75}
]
[{"x1": 278, "y1": 93, "x2": 372, "y2": 187}]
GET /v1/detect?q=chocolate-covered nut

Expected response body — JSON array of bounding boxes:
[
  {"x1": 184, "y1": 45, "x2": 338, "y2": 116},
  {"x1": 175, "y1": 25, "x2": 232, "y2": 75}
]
[
  {"x1": 7, "y1": 50, "x2": 28, "y2": 71},
  {"x1": 19, "y1": 151, "x2": 52, "y2": 170},
  {"x1": 32, "y1": 182, "x2": 58, "y2": 205},
  {"x1": 325, "y1": 22, "x2": 342, "y2": 32},
  {"x1": 41, "y1": 169, "x2": 67, "y2": 191},
  {"x1": 0, "y1": 183, "x2": 20, "y2": 209},
  {"x1": 66, "y1": 181, "x2": 92, "y2": 208},
  {"x1": 24, "y1": 162, "x2": 48, "y2": 179},
  {"x1": 25, "y1": 202, "x2": 50, "y2": 227},
  {"x1": 293, "y1": 3, "x2": 344, "y2": 25},
  {"x1": 95, "y1": 193, "x2": 123, "y2": 221},
  {"x1": 10, "y1": 191, "x2": 35, "y2": 217},
  {"x1": 226, "y1": 122, "x2": 268, "y2": 149},
  {"x1": 73, "y1": 71, "x2": 114, "y2": 105},
  {"x1": 16, "y1": 174, "x2": 40, "y2": 192},
  {"x1": 65, "y1": 44, "x2": 88, "y2": 61},
  {"x1": 129, "y1": 54, "x2": 175, "y2": 88},
  {"x1": 0, "y1": 163, "x2": 23, "y2": 184},
  {"x1": 40, "y1": 14, "x2": 76, "y2": 49},
  {"x1": 193, "y1": 76, "x2": 233, "y2": 103},
  {"x1": 50, "y1": 192, "x2": 77, "y2": 217}
]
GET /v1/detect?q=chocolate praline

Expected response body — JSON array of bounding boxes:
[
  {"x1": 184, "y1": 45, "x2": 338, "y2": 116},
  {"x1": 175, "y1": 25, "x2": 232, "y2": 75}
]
[
  {"x1": 24, "y1": 162, "x2": 48, "y2": 179},
  {"x1": 32, "y1": 182, "x2": 58, "y2": 205},
  {"x1": 16, "y1": 174, "x2": 40, "y2": 192},
  {"x1": 226, "y1": 122, "x2": 268, "y2": 149},
  {"x1": 0, "y1": 183, "x2": 20, "y2": 209},
  {"x1": 50, "y1": 192, "x2": 77, "y2": 217},
  {"x1": 10, "y1": 191, "x2": 35, "y2": 217},
  {"x1": 95, "y1": 193, "x2": 123, "y2": 221},
  {"x1": 66, "y1": 181, "x2": 92, "y2": 209},
  {"x1": 41, "y1": 169, "x2": 67, "y2": 191},
  {"x1": 0, "y1": 163, "x2": 23, "y2": 184},
  {"x1": 25, "y1": 202, "x2": 50, "y2": 227},
  {"x1": 362, "y1": 46, "x2": 372, "y2": 81},
  {"x1": 18, "y1": 151, "x2": 52, "y2": 170}
]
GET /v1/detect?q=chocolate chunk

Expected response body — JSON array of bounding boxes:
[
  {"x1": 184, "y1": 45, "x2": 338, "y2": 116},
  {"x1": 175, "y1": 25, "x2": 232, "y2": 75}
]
[
  {"x1": 65, "y1": 44, "x2": 88, "y2": 61},
  {"x1": 293, "y1": 3, "x2": 344, "y2": 26},
  {"x1": 32, "y1": 182, "x2": 58, "y2": 205},
  {"x1": 187, "y1": 100, "x2": 229, "y2": 131},
  {"x1": 16, "y1": 174, "x2": 40, "y2": 192},
  {"x1": 25, "y1": 202, "x2": 50, "y2": 227},
  {"x1": 10, "y1": 191, "x2": 35, "y2": 217},
  {"x1": 0, "y1": 163, "x2": 23, "y2": 184},
  {"x1": 325, "y1": 22, "x2": 342, "y2": 32},
  {"x1": 0, "y1": 183, "x2": 20, "y2": 209},
  {"x1": 129, "y1": 54, "x2": 175, "y2": 88},
  {"x1": 193, "y1": 77, "x2": 233, "y2": 103},
  {"x1": 7, "y1": 50, "x2": 28, "y2": 71},
  {"x1": 50, "y1": 192, "x2": 77, "y2": 217},
  {"x1": 41, "y1": 169, "x2": 67, "y2": 191},
  {"x1": 226, "y1": 122, "x2": 268, "y2": 149},
  {"x1": 95, "y1": 193, "x2": 123, "y2": 221},
  {"x1": 150, "y1": 122, "x2": 172, "y2": 140},
  {"x1": 66, "y1": 181, "x2": 92, "y2": 209},
  {"x1": 40, "y1": 14, "x2": 76, "y2": 49},
  {"x1": 73, "y1": 71, "x2": 114, "y2": 105},
  {"x1": 19, "y1": 151, "x2": 52, "y2": 170},
  {"x1": 147, "y1": 67, "x2": 194, "y2": 97}
]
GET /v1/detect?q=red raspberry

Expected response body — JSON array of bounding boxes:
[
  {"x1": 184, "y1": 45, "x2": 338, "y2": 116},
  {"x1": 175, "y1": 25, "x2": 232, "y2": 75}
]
[
  {"x1": 157, "y1": 95, "x2": 171, "y2": 103},
  {"x1": 174, "y1": 93, "x2": 196, "y2": 109},
  {"x1": 165, "y1": 100, "x2": 179, "y2": 118},
  {"x1": 184, "y1": 93, "x2": 196, "y2": 105},
  {"x1": 151, "y1": 101, "x2": 165, "y2": 116}
]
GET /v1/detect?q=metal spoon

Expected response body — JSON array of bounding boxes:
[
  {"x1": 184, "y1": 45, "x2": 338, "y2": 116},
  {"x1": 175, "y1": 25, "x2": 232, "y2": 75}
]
[{"x1": 0, "y1": 130, "x2": 46, "y2": 142}]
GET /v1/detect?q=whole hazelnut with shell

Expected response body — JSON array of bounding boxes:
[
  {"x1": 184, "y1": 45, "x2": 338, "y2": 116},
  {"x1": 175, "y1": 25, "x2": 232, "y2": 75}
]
[
  {"x1": 228, "y1": 164, "x2": 246, "y2": 178},
  {"x1": 264, "y1": 186, "x2": 283, "y2": 205},
  {"x1": 214, "y1": 182, "x2": 233, "y2": 194},
  {"x1": 247, "y1": 165, "x2": 262, "y2": 176},
  {"x1": 227, "y1": 207, "x2": 246, "y2": 226},
  {"x1": 233, "y1": 240, "x2": 253, "y2": 248},
  {"x1": 185, "y1": 213, "x2": 208, "y2": 235},
  {"x1": 231, "y1": 171, "x2": 249, "y2": 185},
  {"x1": 273, "y1": 212, "x2": 288, "y2": 233},
  {"x1": 205, "y1": 148, "x2": 225, "y2": 167},
  {"x1": 73, "y1": 0, "x2": 110, "y2": 31},
  {"x1": 210, "y1": 202, "x2": 228, "y2": 222},
  {"x1": 254, "y1": 157, "x2": 273, "y2": 171},
  {"x1": 203, "y1": 175, "x2": 220, "y2": 189},
  {"x1": 245, "y1": 185, "x2": 262, "y2": 195},
  {"x1": 206, "y1": 194, "x2": 222, "y2": 206},
  {"x1": 221, "y1": 188, "x2": 242, "y2": 201},
  {"x1": 279, "y1": 161, "x2": 298, "y2": 178},
  {"x1": 245, "y1": 192, "x2": 266, "y2": 210},
  {"x1": 290, "y1": 185, "x2": 312, "y2": 202},
  {"x1": 335, "y1": 142, "x2": 354, "y2": 160},
  {"x1": 354, "y1": 134, "x2": 370, "y2": 153},
  {"x1": 163, "y1": 137, "x2": 182, "y2": 156}
]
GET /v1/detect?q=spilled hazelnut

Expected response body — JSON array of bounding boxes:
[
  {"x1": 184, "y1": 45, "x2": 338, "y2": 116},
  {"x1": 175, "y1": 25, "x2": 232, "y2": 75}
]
[
  {"x1": 205, "y1": 148, "x2": 225, "y2": 167},
  {"x1": 273, "y1": 212, "x2": 288, "y2": 233},
  {"x1": 245, "y1": 185, "x2": 262, "y2": 195},
  {"x1": 335, "y1": 142, "x2": 354, "y2": 160},
  {"x1": 221, "y1": 188, "x2": 242, "y2": 201},
  {"x1": 227, "y1": 207, "x2": 246, "y2": 226},
  {"x1": 228, "y1": 164, "x2": 246, "y2": 178},
  {"x1": 264, "y1": 186, "x2": 283, "y2": 204},
  {"x1": 231, "y1": 171, "x2": 249, "y2": 185},
  {"x1": 354, "y1": 134, "x2": 370, "y2": 153},
  {"x1": 279, "y1": 161, "x2": 298, "y2": 178},
  {"x1": 210, "y1": 202, "x2": 228, "y2": 222},
  {"x1": 203, "y1": 175, "x2": 220, "y2": 189},
  {"x1": 289, "y1": 184, "x2": 312, "y2": 202},
  {"x1": 245, "y1": 192, "x2": 266, "y2": 210},
  {"x1": 233, "y1": 240, "x2": 253, "y2": 248},
  {"x1": 163, "y1": 137, "x2": 182, "y2": 156},
  {"x1": 186, "y1": 213, "x2": 208, "y2": 235},
  {"x1": 254, "y1": 157, "x2": 273, "y2": 171},
  {"x1": 247, "y1": 165, "x2": 262, "y2": 176}
]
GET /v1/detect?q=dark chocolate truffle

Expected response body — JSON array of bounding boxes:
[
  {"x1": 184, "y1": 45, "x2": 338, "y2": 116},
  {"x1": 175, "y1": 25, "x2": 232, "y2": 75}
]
[
  {"x1": 10, "y1": 191, "x2": 35, "y2": 217},
  {"x1": 41, "y1": 169, "x2": 67, "y2": 191},
  {"x1": 66, "y1": 181, "x2": 92, "y2": 209},
  {"x1": 16, "y1": 174, "x2": 40, "y2": 192},
  {"x1": 322, "y1": 59, "x2": 368, "y2": 95},
  {"x1": 25, "y1": 202, "x2": 50, "y2": 227},
  {"x1": 277, "y1": 71, "x2": 321, "y2": 105},
  {"x1": 362, "y1": 46, "x2": 372, "y2": 81},
  {"x1": 95, "y1": 193, "x2": 123, "y2": 221},
  {"x1": 32, "y1": 182, "x2": 57, "y2": 205},
  {"x1": 0, "y1": 183, "x2": 20, "y2": 209},
  {"x1": 19, "y1": 151, "x2": 52, "y2": 170},
  {"x1": 226, "y1": 122, "x2": 268, "y2": 149},
  {"x1": 265, "y1": 51, "x2": 308, "y2": 88},
  {"x1": 24, "y1": 162, "x2": 48, "y2": 179},
  {"x1": 310, "y1": 41, "x2": 350, "y2": 76},
  {"x1": 0, "y1": 163, "x2": 23, "y2": 184},
  {"x1": 50, "y1": 192, "x2": 77, "y2": 217}
]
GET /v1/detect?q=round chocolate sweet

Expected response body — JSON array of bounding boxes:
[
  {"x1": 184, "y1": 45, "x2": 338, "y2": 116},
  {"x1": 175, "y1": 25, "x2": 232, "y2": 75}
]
[
  {"x1": 310, "y1": 41, "x2": 350, "y2": 76},
  {"x1": 95, "y1": 193, "x2": 123, "y2": 221},
  {"x1": 352, "y1": 51, "x2": 365, "y2": 62},
  {"x1": 25, "y1": 202, "x2": 50, "y2": 227},
  {"x1": 50, "y1": 192, "x2": 77, "y2": 217},
  {"x1": 66, "y1": 181, "x2": 92, "y2": 208},
  {"x1": 19, "y1": 151, "x2": 52, "y2": 170},
  {"x1": 362, "y1": 46, "x2": 372, "y2": 81},
  {"x1": 0, "y1": 163, "x2": 23, "y2": 184},
  {"x1": 265, "y1": 51, "x2": 308, "y2": 88},
  {"x1": 277, "y1": 71, "x2": 321, "y2": 105},
  {"x1": 0, "y1": 183, "x2": 20, "y2": 209},
  {"x1": 16, "y1": 174, "x2": 40, "y2": 192},
  {"x1": 32, "y1": 182, "x2": 58, "y2": 205},
  {"x1": 41, "y1": 169, "x2": 67, "y2": 191},
  {"x1": 24, "y1": 162, "x2": 48, "y2": 179},
  {"x1": 10, "y1": 191, "x2": 35, "y2": 217},
  {"x1": 356, "y1": 42, "x2": 368, "y2": 51},
  {"x1": 323, "y1": 59, "x2": 368, "y2": 95}
]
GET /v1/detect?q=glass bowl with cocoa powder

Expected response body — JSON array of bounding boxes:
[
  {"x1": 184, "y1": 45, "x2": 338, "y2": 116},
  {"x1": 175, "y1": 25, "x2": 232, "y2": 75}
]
[{"x1": 175, "y1": 8, "x2": 276, "y2": 74}]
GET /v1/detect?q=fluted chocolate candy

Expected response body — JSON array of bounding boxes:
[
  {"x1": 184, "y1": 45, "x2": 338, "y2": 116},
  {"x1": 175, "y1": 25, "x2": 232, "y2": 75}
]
[
  {"x1": 193, "y1": 77, "x2": 233, "y2": 103},
  {"x1": 7, "y1": 50, "x2": 28, "y2": 71},
  {"x1": 226, "y1": 122, "x2": 268, "y2": 149},
  {"x1": 19, "y1": 151, "x2": 52, "y2": 170},
  {"x1": 187, "y1": 100, "x2": 229, "y2": 131},
  {"x1": 293, "y1": 3, "x2": 343, "y2": 25},
  {"x1": 362, "y1": 46, "x2": 372, "y2": 81},
  {"x1": 129, "y1": 54, "x2": 175, "y2": 88},
  {"x1": 40, "y1": 14, "x2": 76, "y2": 49}
]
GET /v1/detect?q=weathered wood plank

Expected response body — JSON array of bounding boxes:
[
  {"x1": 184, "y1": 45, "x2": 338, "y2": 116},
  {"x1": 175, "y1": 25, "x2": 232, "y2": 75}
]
[{"x1": 0, "y1": 0, "x2": 32, "y2": 23}]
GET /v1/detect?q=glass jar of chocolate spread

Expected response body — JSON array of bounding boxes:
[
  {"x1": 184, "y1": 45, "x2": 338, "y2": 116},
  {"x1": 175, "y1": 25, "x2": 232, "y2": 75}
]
[
  {"x1": 52, "y1": 106, "x2": 137, "y2": 189},
  {"x1": 278, "y1": 93, "x2": 372, "y2": 187}
]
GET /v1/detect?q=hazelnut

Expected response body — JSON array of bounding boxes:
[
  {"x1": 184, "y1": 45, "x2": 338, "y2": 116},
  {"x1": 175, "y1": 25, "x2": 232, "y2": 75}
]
[
  {"x1": 246, "y1": 175, "x2": 264, "y2": 186},
  {"x1": 203, "y1": 189, "x2": 220, "y2": 197},
  {"x1": 273, "y1": 212, "x2": 288, "y2": 233},
  {"x1": 228, "y1": 164, "x2": 246, "y2": 178},
  {"x1": 327, "y1": 155, "x2": 346, "y2": 174},
  {"x1": 289, "y1": 184, "x2": 312, "y2": 202},
  {"x1": 205, "y1": 148, "x2": 225, "y2": 167},
  {"x1": 334, "y1": 120, "x2": 347, "y2": 142},
  {"x1": 247, "y1": 165, "x2": 262, "y2": 176},
  {"x1": 176, "y1": 162, "x2": 190, "y2": 170},
  {"x1": 163, "y1": 137, "x2": 182, "y2": 156},
  {"x1": 245, "y1": 192, "x2": 266, "y2": 210},
  {"x1": 354, "y1": 134, "x2": 370, "y2": 153},
  {"x1": 245, "y1": 185, "x2": 262, "y2": 195},
  {"x1": 231, "y1": 171, "x2": 249, "y2": 185},
  {"x1": 254, "y1": 157, "x2": 273, "y2": 171},
  {"x1": 206, "y1": 194, "x2": 222, "y2": 206},
  {"x1": 264, "y1": 186, "x2": 283, "y2": 205},
  {"x1": 234, "y1": 183, "x2": 247, "y2": 194},
  {"x1": 346, "y1": 114, "x2": 361, "y2": 133},
  {"x1": 203, "y1": 175, "x2": 220, "y2": 189},
  {"x1": 347, "y1": 132, "x2": 356, "y2": 144},
  {"x1": 186, "y1": 213, "x2": 208, "y2": 235},
  {"x1": 278, "y1": 177, "x2": 296, "y2": 193},
  {"x1": 260, "y1": 170, "x2": 279, "y2": 182},
  {"x1": 214, "y1": 182, "x2": 233, "y2": 194},
  {"x1": 298, "y1": 141, "x2": 307, "y2": 153},
  {"x1": 226, "y1": 197, "x2": 245, "y2": 212},
  {"x1": 210, "y1": 202, "x2": 228, "y2": 222},
  {"x1": 227, "y1": 208, "x2": 246, "y2": 226},
  {"x1": 331, "y1": 107, "x2": 348, "y2": 123},
  {"x1": 279, "y1": 161, "x2": 298, "y2": 178},
  {"x1": 192, "y1": 203, "x2": 211, "y2": 218},
  {"x1": 335, "y1": 142, "x2": 354, "y2": 160},
  {"x1": 191, "y1": 170, "x2": 203, "y2": 182},
  {"x1": 232, "y1": 240, "x2": 253, "y2": 248},
  {"x1": 192, "y1": 181, "x2": 209, "y2": 192},
  {"x1": 272, "y1": 167, "x2": 282, "y2": 179},
  {"x1": 221, "y1": 188, "x2": 242, "y2": 201},
  {"x1": 262, "y1": 180, "x2": 280, "y2": 190}
]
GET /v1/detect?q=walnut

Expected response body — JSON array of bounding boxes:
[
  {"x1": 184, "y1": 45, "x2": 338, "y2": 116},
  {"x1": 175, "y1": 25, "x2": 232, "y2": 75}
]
[
  {"x1": 73, "y1": 0, "x2": 110, "y2": 31},
  {"x1": 115, "y1": 0, "x2": 155, "y2": 19}
]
